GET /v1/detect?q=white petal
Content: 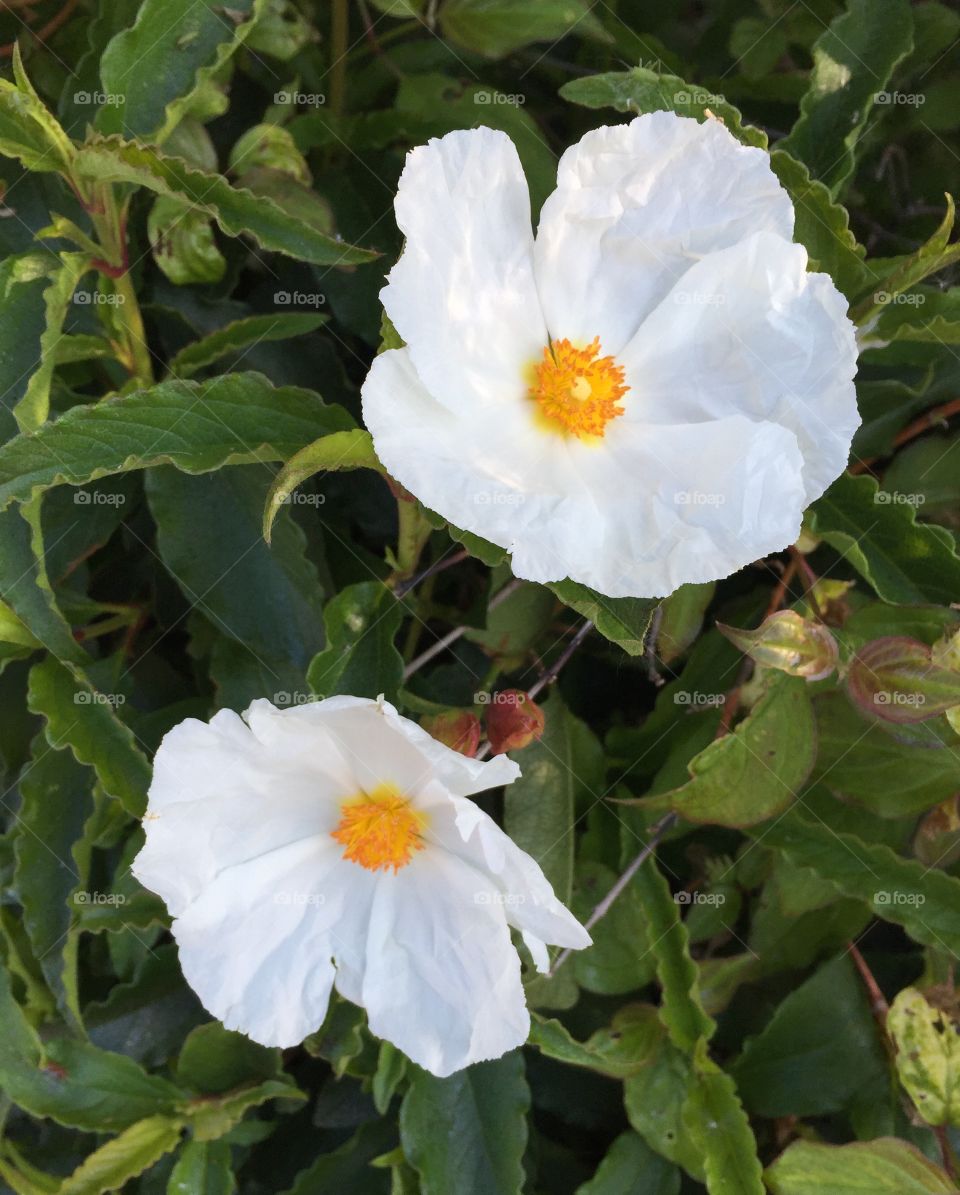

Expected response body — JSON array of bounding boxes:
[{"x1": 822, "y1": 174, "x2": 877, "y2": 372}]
[
  {"x1": 134, "y1": 709, "x2": 349, "y2": 917},
  {"x1": 425, "y1": 793, "x2": 591, "y2": 953},
  {"x1": 356, "y1": 851, "x2": 530, "y2": 1077},
  {"x1": 382, "y1": 127, "x2": 547, "y2": 415},
  {"x1": 620, "y1": 230, "x2": 859, "y2": 503},
  {"x1": 171, "y1": 835, "x2": 369, "y2": 1047},
  {"x1": 534, "y1": 113, "x2": 794, "y2": 355}
]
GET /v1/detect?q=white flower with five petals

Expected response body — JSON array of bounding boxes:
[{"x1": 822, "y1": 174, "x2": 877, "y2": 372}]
[
  {"x1": 362, "y1": 113, "x2": 859, "y2": 598},
  {"x1": 132, "y1": 696, "x2": 590, "y2": 1078}
]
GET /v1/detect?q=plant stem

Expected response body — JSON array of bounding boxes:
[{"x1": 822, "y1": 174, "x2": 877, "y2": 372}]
[{"x1": 403, "y1": 578, "x2": 522, "y2": 679}]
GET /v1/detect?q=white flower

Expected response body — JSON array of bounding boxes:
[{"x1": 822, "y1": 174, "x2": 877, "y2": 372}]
[
  {"x1": 362, "y1": 113, "x2": 859, "y2": 598},
  {"x1": 132, "y1": 695, "x2": 589, "y2": 1078}
]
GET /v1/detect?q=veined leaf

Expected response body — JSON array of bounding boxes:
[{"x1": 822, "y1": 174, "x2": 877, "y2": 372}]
[
  {"x1": 777, "y1": 0, "x2": 914, "y2": 194},
  {"x1": 0, "y1": 372, "x2": 355, "y2": 511},
  {"x1": 548, "y1": 580, "x2": 659, "y2": 657},
  {"x1": 888, "y1": 987, "x2": 960, "y2": 1127},
  {"x1": 168, "y1": 313, "x2": 327, "y2": 379},
  {"x1": 0, "y1": 47, "x2": 75, "y2": 175},
  {"x1": 57, "y1": 1115, "x2": 184, "y2": 1195},
  {"x1": 307, "y1": 581, "x2": 404, "y2": 704},
  {"x1": 765, "y1": 1138, "x2": 956, "y2": 1194},
  {"x1": 74, "y1": 138, "x2": 378, "y2": 266}
]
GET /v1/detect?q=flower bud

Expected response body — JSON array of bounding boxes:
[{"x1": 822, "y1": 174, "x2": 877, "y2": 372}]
[
  {"x1": 846, "y1": 636, "x2": 960, "y2": 725},
  {"x1": 718, "y1": 610, "x2": 838, "y2": 682},
  {"x1": 486, "y1": 690, "x2": 545, "y2": 754},
  {"x1": 421, "y1": 710, "x2": 481, "y2": 757}
]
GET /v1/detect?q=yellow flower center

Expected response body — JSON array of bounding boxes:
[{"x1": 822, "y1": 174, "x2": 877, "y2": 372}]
[
  {"x1": 529, "y1": 337, "x2": 627, "y2": 439},
  {"x1": 331, "y1": 783, "x2": 427, "y2": 873}
]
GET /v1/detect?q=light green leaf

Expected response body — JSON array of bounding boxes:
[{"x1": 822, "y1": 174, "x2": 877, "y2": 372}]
[
  {"x1": 548, "y1": 581, "x2": 659, "y2": 657},
  {"x1": 28, "y1": 654, "x2": 151, "y2": 817},
  {"x1": 505, "y1": 691, "x2": 601, "y2": 909},
  {"x1": 777, "y1": 0, "x2": 914, "y2": 194},
  {"x1": 748, "y1": 808, "x2": 960, "y2": 955},
  {"x1": 765, "y1": 1138, "x2": 956, "y2": 1195},
  {"x1": 74, "y1": 138, "x2": 378, "y2": 266},
  {"x1": 809, "y1": 472, "x2": 960, "y2": 605},
  {"x1": 529, "y1": 1004, "x2": 662, "y2": 1080},
  {"x1": 0, "y1": 46, "x2": 75, "y2": 175},
  {"x1": 148, "y1": 197, "x2": 226, "y2": 286},
  {"x1": 577, "y1": 1131, "x2": 680, "y2": 1195},
  {"x1": 631, "y1": 674, "x2": 816, "y2": 827},
  {"x1": 98, "y1": 0, "x2": 269, "y2": 141},
  {"x1": 306, "y1": 581, "x2": 404, "y2": 703},
  {"x1": 560, "y1": 68, "x2": 766, "y2": 147},
  {"x1": 571, "y1": 862, "x2": 656, "y2": 996},
  {"x1": 888, "y1": 987, "x2": 960, "y2": 1126},
  {"x1": 169, "y1": 313, "x2": 327, "y2": 379},
  {"x1": 58, "y1": 1115, "x2": 184, "y2": 1195},
  {"x1": 167, "y1": 1140, "x2": 235, "y2": 1195},
  {"x1": 400, "y1": 1053, "x2": 529, "y2": 1195},
  {"x1": 176, "y1": 1022, "x2": 282, "y2": 1094},
  {"x1": 0, "y1": 373, "x2": 354, "y2": 512},
  {"x1": 263, "y1": 429, "x2": 382, "y2": 543}
]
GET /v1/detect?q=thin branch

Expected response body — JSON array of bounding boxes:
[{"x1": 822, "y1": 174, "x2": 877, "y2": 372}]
[
  {"x1": 402, "y1": 577, "x2": 522, "y2": 680},
  {"x1": 851, "y1": 396, "x2": 960, "y2": 476},
  {"x1": 527, "y1": 619, "x2": 593, "y2": 701}
]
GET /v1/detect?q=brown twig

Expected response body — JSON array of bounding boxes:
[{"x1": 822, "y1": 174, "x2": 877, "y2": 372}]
[
  {"x1": 847, "y1": 940, "x2": 889, "y2": 1026},
  {"x1": 851, "y1": 396, "x2": 960, "y2": 476},
  {"x1": 527, "y1": 619, "x2": 593, "y2": 702},
  {"x1": 1, "y1": 0, "x2": 77, "y2": 57}
]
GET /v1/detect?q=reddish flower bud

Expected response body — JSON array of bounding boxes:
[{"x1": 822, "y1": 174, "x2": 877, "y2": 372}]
[
  {"x1": 421, "y1": 710, "x2": 481, "y2": 758},
  {"x1": 486, "y1": 689, "x2": 546, "y2": 754}
]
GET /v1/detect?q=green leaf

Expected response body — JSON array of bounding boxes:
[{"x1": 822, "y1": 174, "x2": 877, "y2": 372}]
[
  {"x1": 0, "y1": 373, "x2": 354, "y2": 512},
  {"x1": 263, "y1": 429, "x2": 382, "y2": 543},
  {"x1": 400, "y1": 1053, "x2": 529, "y2": 1195},
  {"x1": 883, "y1": 432, "x2": 960, "y2": 519},
  {"x1": 529, "y1": 1004, "x2": 662, "y2": 1080},
  {"x1": 888, "y1": 987, "x2": 960, "y2": 1126},
  {"x1": 147, "y1": 465, "x2": 326, "y2": 681},
  {"x1": 765, "y1": 1138, "x2": 957, "y2": 1195},
  {"x1": 560, "y1": 68, "x2": 767, "y2": 148},
  {"x1": 682, "y1": 1039, "x2": 765, "y2": 1195},
  {"x1": 846, "y1": 636, "x2": 960, "y2": 724},
  {"x1": 0, "y1": 965, "x2": 184, "y2": 1131},
  {"x1": 809, "y1": 472, "x2": 960, "y2": 605},
  {"x1": 74, "y1": 138, "x2": 378, "y2": 266},
  {"x1": 0, "y1": 47, "x2": 75, "y2": 175},
  {"x1": 505, "y1": 691, "x2": 600, "y2": 909},
  {"x1": 58, "y1": 1115, "x2": 184, "y2": 1195},
  {"x1": 657, "y1": 583, "x2": 715, "y2": 666},
  {"x1": 440, "y1": 0, "x2": 608, "y2": 57},
  {"x1": 167, "y1": 1140, "x2": 235, "y2": 1195},
  {"x1": 279, "y1": 1120, "x2": 395, "y2": 1195},
  {"x1": 547, "y1": 581, "x2": 659, "y2": 657},
  {"x1": 777, "y1": 0, "x2": 915, "y2": 194},
  {"x1": 169, "y1": 313, "x2": 327, "y2": 379},
  {"x1": 631, "y1": 674, "x2": 816, "y2": 827},
  {"x1": 14, "y1": 253, "x2": 91, "y2": 434},
  {"x1": 731, "y1": 955, "x2": 888, "y2": 1117},
  {"x1": 719, "y1": 612, "x2": 838, "y2": 681},
  {"x1": 372, "y1": 1040, "x2": 408, "y2": 1114},
  {"x1": 747, "y1": 808, "x2": 960, "y2": 955},
  {"x1": 176, "y1": 1022, "x2": 281, "y2": 1094},
  {"x1": 812, "y1": 691, "x2": 960, "y2": 816},
  {"x1": 148, "y1": 197, "x2": 226, "y2": 286},
  {"x1": 13, "y1": 735, "x2": 94, "y2": 1025},
  {"x1": 571, "y1": 863, "x2": 656, "y2": 996},
  {"x1": 306, "y1": 581, "x2": 404, "y2": 703},
  {"x1": 98, "y1": 0, "x2": 269, "y2": 141},
  {"x1": 575, "y1": 1131, "x2": 680, "y2": 1195},
  {"x1": 28, "y1": 654, "x2": 151, "y2": 817},
  {"x1": 0, "y1": 253, "x2": 58, "y2": 442}
]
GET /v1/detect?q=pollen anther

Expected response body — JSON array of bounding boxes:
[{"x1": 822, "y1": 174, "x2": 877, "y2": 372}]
[
  {"x1": 529, "y1": 337, "x2": 627, "y2": 439},
  {"x1": 332, "y1": 784, "x2": 427, "y2": 873}
]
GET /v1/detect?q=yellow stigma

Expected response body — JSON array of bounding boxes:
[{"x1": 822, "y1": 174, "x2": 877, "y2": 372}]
[
  {"x1": 331, "y1": 784, "x2": 427, "y2": 873},
  {"x1": 529, "y1": 337, "x2": 627, "y2": 439}
]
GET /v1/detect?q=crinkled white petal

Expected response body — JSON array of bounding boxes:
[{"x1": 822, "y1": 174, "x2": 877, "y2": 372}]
[
  {"x1": 356, "y1": 850, "x2": 531, "y2": 1078},
  {"x1": 382, "y1": 126, "x2": 547, "y2": 415},
  {"x1": 134, "y1": 696, "x2": 589, "y2": 1074},
  {"x1": 534, "y1": 113, "x2": 794, "y2": 354},
  {"x1": 362, "y1": 347, "x2": 807, "y2": 597},
  {"x1": 620, "y1": 230, "x2": 860, "y2": 504}
]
